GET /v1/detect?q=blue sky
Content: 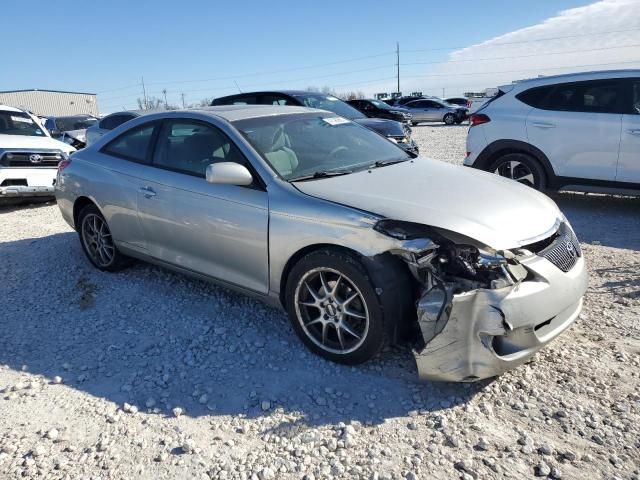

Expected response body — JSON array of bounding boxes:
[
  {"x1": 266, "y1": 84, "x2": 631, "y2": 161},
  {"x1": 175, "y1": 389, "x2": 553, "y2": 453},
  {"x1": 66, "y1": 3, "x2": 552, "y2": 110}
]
[{"x1": 2, "y1": 0, "x2": 635, "y2": 112}]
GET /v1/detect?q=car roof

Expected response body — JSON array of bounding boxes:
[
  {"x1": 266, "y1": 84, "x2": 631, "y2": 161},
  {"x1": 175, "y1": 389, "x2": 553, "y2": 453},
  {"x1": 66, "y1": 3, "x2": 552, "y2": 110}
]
[
  {"x1": 192, "y1": 104, "x2": 323, "y2": 121},
  {"x1": 502, "y1": 69, "x2": 640, "y2": 91}
]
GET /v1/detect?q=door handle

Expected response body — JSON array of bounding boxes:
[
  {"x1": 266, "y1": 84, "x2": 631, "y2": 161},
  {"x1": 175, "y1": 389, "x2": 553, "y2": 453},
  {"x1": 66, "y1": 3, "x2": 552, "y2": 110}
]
[
  {"x1": 531, "y1": 122, "x2": 556, "y2": 129},
  {"x1": 139, "y1": 186, "x2": 156, "y2": 198},
  {"x1": 627, "y1": 129, "x2": 640, "y2": 136}
]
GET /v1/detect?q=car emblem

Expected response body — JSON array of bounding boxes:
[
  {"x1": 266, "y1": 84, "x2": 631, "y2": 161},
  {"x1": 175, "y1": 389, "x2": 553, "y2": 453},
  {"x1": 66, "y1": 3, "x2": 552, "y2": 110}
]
[
  {"x1": 29, "y1": 154, "x2": 43, "y2": 164},
  {"x1": 565, "y1": 241, "x2": 577, "y2": 258}
]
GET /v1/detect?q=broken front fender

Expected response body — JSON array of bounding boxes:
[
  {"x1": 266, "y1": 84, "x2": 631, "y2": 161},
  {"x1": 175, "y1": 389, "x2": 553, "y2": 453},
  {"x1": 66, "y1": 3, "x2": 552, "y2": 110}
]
[{"x1": 414, "y1": 254, "x2": 588, "y2": 382}]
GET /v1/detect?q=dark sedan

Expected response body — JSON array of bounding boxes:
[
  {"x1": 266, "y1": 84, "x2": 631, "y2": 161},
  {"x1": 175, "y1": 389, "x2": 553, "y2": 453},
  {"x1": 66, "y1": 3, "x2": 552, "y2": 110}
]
[
  {"x1": 346, "y1": 99, "x2": 412, "y2": 123},
  {"x1": 212, "y1": 91, "x2": 418, "y2": 154}
]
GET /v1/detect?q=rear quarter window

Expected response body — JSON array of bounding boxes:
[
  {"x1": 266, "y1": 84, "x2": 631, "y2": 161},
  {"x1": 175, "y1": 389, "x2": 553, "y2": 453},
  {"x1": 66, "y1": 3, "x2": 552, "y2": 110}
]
[{"x1": 516, "y1": 86, "x2": 554, "y2": 108}]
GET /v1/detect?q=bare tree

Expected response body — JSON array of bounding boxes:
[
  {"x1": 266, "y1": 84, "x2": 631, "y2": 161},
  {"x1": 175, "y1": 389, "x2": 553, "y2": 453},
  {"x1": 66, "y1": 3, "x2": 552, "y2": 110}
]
[{"x1": 136, "y1": 96, "x2": 163, "y2": 110}]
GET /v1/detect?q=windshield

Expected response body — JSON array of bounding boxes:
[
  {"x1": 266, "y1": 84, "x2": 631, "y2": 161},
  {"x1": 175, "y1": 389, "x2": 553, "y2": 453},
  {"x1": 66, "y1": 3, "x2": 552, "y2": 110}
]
[
  {"x1": 234, "y1": 113, "x2": 409, "y2": 181},
  {"x1": 55, "y1": 116, "x2": 97, "y2": 131},
  {"x1": 293, "y1": 94, "x2": 365, "y2": 120},
  {"x1": 0, "y1": 111, "x2": 46, "y2": 137},
  {"x1": 370, "y1": 100, "x2": 392, "y2": 110}
]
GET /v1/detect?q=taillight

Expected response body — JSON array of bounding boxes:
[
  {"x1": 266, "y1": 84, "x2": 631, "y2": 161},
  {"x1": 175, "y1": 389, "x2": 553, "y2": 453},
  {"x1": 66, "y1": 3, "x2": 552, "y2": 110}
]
[
  {"x1": 58, "y1": 159, "x2": 72, "y2": 172},
  {"x1": 470, "y1": 113, "x2": 490, "y2": 127}
]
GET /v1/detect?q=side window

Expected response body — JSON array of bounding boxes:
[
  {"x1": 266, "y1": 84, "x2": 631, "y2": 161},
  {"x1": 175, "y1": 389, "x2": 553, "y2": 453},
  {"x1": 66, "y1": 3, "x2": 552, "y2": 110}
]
[
  {"x1": 152, "y1": 120, "x2": 247, "y2": 178},
  {"x1": 424, "y1": 101, "x2": 439, "y2": 108},
  {"x1": 545, "y1": 80, "x2": 622, "y2": 114},
  {"x1": 100, "y1": 114, "x2": 130, "y2": 130},
  {"x1": 516, "y1": 86, "x2": 554, "y2": 108},
  {"x1": 102, "y1": 123, "x2": 156, "y2": 164}
]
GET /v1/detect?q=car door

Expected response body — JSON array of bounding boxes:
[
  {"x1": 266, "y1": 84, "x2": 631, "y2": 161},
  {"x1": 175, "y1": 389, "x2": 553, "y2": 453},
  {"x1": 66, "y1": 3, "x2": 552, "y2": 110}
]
[
  {"x1": 135, "y1": 118, "x2": 270, "y2": 293},
  {"x1": 406, "y1": 101, "x2": 429, "y2": 121},
  {"x1": 423, "y1": 101, "x2": 445, "y2": 121},
  {"x1": 525, "y1": 79, "x2": 623, "y2": 181},
  {"x1": 616, "y1": 78, "x2": 640, "y2": 183},
  {"x1": 94, "y1": 121, "x2": 161, "y2": 251}
]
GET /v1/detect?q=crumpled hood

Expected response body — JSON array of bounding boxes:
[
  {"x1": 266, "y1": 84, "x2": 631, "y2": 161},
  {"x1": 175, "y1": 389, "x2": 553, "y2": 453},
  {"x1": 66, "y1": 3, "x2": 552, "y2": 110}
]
[
  {"x1": 354, "y1": 117, "x2": 405, "y2": 136},
  {"x1": 0, "y1": 134, "x2": 75, "y2": 153},
  {"x1": 63, "y1": 129, "x2": 86, "y2": 143},
  {"x1": 294, "y1": 159, "x2": 562, "y2": 250}
]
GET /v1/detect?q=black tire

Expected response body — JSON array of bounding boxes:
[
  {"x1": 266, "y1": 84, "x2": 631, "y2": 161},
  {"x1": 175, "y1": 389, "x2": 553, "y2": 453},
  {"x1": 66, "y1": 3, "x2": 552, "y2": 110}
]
[
  {"x1": 443, "y1": 113, "x2": 455, "y2": 125},
  {"x1": 77, "y1": 204, "x2": 131, "y2": 271},
  {"x1": 285, "y1": 249, "x2": 394, "y2": 365},
  {"x1": 410, "y1": 121, "x2": 418, "y2": 126},
  {"x1": 488, "y1": 152, "x2": 547, "y2": 190}
]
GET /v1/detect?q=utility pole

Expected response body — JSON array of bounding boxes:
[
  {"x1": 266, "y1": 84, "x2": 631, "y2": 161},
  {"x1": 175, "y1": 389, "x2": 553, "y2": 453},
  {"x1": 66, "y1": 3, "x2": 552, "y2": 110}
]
[
  {"x1": 442, "y1": 87, "x2": 445, "y2": 98},
  {"x1": 141, "y1": 76, "x2": 148, "y2": 110},
  {"x1": 181, "y1": 93, "x2": 186, "y2": 108},
  {"x1": 162, "y1": 89, "x2": 168, "y2": 108},
  {"x1": 396, "y1": 41, "x2": 400, "y2": 95}
]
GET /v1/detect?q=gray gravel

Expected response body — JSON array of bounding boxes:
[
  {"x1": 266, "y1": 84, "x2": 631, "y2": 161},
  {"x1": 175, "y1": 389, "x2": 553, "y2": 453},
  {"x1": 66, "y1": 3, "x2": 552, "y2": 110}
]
[{"x1": 0, "y1": 125, "x2": 639, "y2": 479}]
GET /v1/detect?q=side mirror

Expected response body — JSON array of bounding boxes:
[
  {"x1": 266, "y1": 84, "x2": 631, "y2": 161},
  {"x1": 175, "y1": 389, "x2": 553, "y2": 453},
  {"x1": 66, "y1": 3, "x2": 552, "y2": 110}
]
[{"x1": 206, "y1": 162, "x2": 253, "y2": 186}]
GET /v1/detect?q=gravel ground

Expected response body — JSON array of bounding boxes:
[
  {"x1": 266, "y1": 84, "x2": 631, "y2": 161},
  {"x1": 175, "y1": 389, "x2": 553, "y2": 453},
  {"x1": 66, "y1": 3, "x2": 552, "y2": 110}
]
[{"x1": 0, "y1": 125, "x2": 639, "y2": 480}]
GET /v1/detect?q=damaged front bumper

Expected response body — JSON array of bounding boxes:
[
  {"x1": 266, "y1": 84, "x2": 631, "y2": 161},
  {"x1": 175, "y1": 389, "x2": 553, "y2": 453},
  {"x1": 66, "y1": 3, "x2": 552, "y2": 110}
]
[{"x1": 414, "y1": 253, "x2": 588, "y2": 382}]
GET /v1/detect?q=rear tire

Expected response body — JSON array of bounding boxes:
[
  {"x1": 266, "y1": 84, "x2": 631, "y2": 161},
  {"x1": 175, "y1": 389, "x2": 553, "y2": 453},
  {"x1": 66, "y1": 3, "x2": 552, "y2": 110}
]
[
  {"x1": 488, "y1": 153, "x2": 547, "y2": 190},
  {"x1": 285, "y1": 249, "x2": 393, "y2": 365},
  {"x1": 77, "y1": 204, "x2": 131, "y2": 271}
]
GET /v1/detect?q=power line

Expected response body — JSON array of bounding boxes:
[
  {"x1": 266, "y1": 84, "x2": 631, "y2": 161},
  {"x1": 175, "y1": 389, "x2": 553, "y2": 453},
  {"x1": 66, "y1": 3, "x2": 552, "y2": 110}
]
[
  {"x1": 402, "y1": 43, "x2": 640, "y2": 66},
  {"x1": 403, "y1": 27, "x2": 640, "y2": 53},
  {"x1": 95, "y1": 27, "x2": 639, "y2": 101}
]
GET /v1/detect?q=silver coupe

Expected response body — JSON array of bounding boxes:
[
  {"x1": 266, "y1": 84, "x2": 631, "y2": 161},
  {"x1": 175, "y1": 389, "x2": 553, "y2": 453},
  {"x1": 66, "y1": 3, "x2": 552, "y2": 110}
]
[{"x1": 55, "y1": 105, "x2": 588, "y2": 381}]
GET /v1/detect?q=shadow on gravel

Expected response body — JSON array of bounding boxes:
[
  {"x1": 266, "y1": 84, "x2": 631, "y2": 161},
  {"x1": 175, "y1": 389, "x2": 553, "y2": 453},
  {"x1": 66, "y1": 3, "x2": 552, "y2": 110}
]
[
  {"x1": 552, "y1": 192, "x2": 640, "y2": 251},
  {"x1": 0, "y1": 197, "x2": 56, "y2": 213},
  {"x1": 0, "y1": 232, "x2": 485, "y2": 428}
]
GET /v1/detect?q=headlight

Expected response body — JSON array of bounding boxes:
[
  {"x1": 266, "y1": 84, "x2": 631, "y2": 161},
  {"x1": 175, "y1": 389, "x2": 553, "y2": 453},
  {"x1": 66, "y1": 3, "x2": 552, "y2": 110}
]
[{"x1": 374, "y1": 219, "x2": 432, "y2": 240}]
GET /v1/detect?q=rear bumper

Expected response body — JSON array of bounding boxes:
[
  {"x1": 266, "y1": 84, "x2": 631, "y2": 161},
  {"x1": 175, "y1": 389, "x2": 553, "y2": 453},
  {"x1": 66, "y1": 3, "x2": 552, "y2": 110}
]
[
  {"x1": 414, "y1": 254, "x2": 588, "y2": 382},
  {"x1": 0, "y1": 168, "x2": 57, "y2": 198}
]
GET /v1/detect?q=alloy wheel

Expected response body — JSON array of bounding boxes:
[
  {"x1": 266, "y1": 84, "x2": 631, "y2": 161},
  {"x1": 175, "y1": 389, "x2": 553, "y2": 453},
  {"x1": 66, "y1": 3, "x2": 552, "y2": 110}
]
[
  {"x1": 494, "y1": 160, "x2": 536, "y2": 187},
  {"x1": 81, "y1": 213, "x2": 115, "y2": 267},
  {"x1": 294, "y1": 267, "x2": 369, "y2": 355}
]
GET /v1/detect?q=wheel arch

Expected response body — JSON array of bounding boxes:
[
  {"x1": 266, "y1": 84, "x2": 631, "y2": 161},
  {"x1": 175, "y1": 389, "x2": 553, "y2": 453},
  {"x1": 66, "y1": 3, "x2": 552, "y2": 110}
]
[
  {"x1": 474, "y1": 139, "x2": 556, "y2": 180},
  {"x1": 72, "y1": 196, "x2": 101, "y2": 230},
  {"x1": 278, "y1": 243, "x2": 362, "y2": 307},
  {"x1": 279, "y1": 243, "x2": 417, "y2": 343}
]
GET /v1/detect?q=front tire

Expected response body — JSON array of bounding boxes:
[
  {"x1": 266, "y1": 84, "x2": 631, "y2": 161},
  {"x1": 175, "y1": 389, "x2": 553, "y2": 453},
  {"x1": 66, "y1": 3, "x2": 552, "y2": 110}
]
[
  {"x1": 285, "y1": 249, "x2": 388, "y2": 365},
  {"x1": 77, "y1": 204, "x2": 131, "y2": 271},
  {"x1": 443, "y1": 113, "x2": 455, "y2": 125},
  {"x1": 488, "y1": 153, "x2": 547, "y2": 190}
]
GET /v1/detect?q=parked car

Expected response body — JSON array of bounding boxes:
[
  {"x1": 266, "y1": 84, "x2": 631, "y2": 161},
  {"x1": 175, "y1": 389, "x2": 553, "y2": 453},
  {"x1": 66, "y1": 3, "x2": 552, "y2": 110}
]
[
  {"x1": 346, "y1": 99, "x2": 412, "y2": 123},
  {"x1": 56, "y1": 105, "x2": 587, "y2": 382},
  {"x1": 45, "y1": 115, "x2": 98, "y2": 149},
  {"x1": 445, "y1": 97, "x2": 469, "y2": 107},
  {"x1": 86, "y1": 110, "x2": 143, "y2": 146},
  {"x1": 0, "y1": 105, "x2": 75, "y2": 201},
  {"x1": 403, "y1": 99, "x2": 468, "y2": 125},
  {"x1": 212, "y1": 91, "x2": 418, "y2": 154},
  {"x1": 465, "y1": 69, "x2": 640, "y2": 193},
  {"x1": 383, "y1": 95, "x2": 428, "y2": 107}
]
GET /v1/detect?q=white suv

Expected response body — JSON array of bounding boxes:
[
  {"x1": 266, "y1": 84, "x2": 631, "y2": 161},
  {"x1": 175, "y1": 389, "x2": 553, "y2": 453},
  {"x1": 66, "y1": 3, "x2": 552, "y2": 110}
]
[
  {"x1": 0, "y1": 105, "x2": 75, "y2": 201},
  {"x1": 464, "y1": 70, "x2": 640, "y2": 194}
]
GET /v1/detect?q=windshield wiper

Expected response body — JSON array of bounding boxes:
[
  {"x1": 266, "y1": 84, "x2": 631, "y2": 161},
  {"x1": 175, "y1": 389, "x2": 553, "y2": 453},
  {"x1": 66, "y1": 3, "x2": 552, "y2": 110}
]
[
  {"x1": 290, "y1": 170, "x2": 353, "y2": 182},
  {"x1": 367, "y1": 158, "x2": 410, "y2": 169}
]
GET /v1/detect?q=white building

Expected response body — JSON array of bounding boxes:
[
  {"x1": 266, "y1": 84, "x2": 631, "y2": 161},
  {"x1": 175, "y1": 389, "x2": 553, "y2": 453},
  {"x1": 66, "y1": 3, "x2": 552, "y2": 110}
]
[{"x1": 0, "y1": 89, "x2": 98, "y2": 117}]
